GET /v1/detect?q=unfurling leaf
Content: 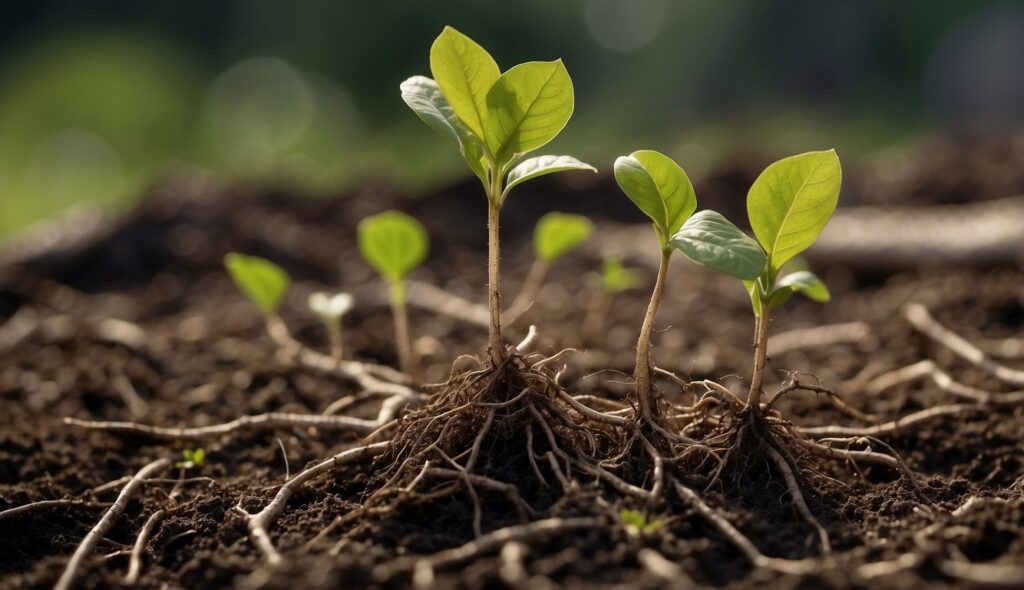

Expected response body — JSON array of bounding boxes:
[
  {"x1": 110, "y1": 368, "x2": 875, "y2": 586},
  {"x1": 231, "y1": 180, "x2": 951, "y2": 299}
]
[
  {"x1": 767, "y1": 270, "x2": 830, "y2": 310},
  {"x1": 485, "y1": 60, "x2": 574, "y2": 164},
  {"x1": 533, "y1": 212, "x2": 593, "y2": 263},
  {"x1": 747, "y1": 149, "x2": 841, "y2": 272},
  {"x1": 614, "y1": 150, "x2": 696, "y2": 247},
  {"x1": 400, "y1": 75, "x2": 487, "y2": 180},
  {"x1": 224, "y1": 253, "x2": 290, "y2": 316},
  {"x1": 670, "y1": 210, "x2": 767, "y2": 280},
  {"x1": 358, "y1": 211, "x2": 429, "y2": 284},
  {"x1": 503, "y1": 155, "x2": 596, "y2": 200}
]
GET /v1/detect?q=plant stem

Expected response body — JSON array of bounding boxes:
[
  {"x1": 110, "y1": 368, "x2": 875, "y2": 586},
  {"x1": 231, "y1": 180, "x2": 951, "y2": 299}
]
[
  {"x1": 747, "y1": 308, "x2": 770, "y2": 411},
  {"x1": 487, "y1": 200, "x2": 504, "y2": 361},
  {"x1": 390, "y1": 282, "x2": 416, "y2": 381},
  {"x1": 327, "y1": 321, "x2": 343, "y2": 361},
  {"x1": 634, "y1": 249, "x2": 671, "y2": 419},
  {"x1": 504, "y1": 259, "x2": 550, "y2": 324}
]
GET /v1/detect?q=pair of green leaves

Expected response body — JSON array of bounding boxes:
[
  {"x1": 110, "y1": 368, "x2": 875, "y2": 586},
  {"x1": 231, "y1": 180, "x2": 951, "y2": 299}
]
[
  {"x1": 176, "y1": 448, "x2": 206, "y2": 470},
  {"x1": 357, "y1": 211, "x2": 429, "y2": 296},
  {"x1": 402, "y1": 27, "x2": 595, "y2": 202},
  {"x1": 614, "y1": 149, "x2": 841, "y2": 313}
]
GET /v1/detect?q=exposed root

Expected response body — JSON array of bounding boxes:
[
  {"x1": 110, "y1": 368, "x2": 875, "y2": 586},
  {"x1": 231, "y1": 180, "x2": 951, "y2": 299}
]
[
  {"x1": 768, "y1": 321, "x2": 873, "y2": 354},
  {"x1": 866, "y1": 359, "x2": 1024, "y2": 404},
  {"x1": 763, "y1": 441, "x2": 831, "y2": 554},
  {"x1": 938, "y1": 559, "x2": 1024, "y2": 588},
  {"x1": 905, "y1": 303, "x2": 1024, "y2": 387},
  {"x1": 237, "y1": 441, "x2": 388, "y2": 564},
  {"x1": 124, "y1": 509, "x2": 166, "y2": 584},
  {"x1": 54, "y1": 457, "x2": 172, "y2": 590},
  {"x1": 800, "y1": 403, "x2": 986, "y2": 437},
  {"x1": 0, "y1": 499, "x2": 111, "y2": 521}
]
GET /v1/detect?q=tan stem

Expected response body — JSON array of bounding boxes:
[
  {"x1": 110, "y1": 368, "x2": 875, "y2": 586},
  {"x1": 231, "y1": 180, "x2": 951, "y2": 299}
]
[
  {"x1": 505, "y1": 259, "x2": 549, "y2": 324},
  {"x1": 327, "y1": 322, "x2": 343, "y2": 361},
  {"x1": 634, "y1": 249, "x2": 671, "y2": 419},
  {"x1": 747, "y1": 308, "x2": 770, "y2": 410},
  {"x1": 487, "y1": 201, "x2": 504, "y2": 361},
  {"x1": 391, "y1": 283, "x2": 416, "y2": 381}
]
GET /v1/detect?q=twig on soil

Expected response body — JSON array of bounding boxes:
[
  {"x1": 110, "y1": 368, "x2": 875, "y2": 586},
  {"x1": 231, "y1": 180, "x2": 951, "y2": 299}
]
[
  {"x1": 124, "y1": 509, "x2": 166, "y2": 584},
  {"x1": 54, "y1": 457, "x2": 172, "y2": 590},
  {"x1": 237, "y1": 442, "x2": 388, "y2": 565},
  {"x1": 800, "y1": 403, "x2": 986, "y2": 437},
  {"x1": 904, "y1": 303, "x2": 1024, "y2": 386},
  {"x1": 406, "y1": 279, "x2": 490, "y2": 328},
  {"x1": 938, "y1": 560, "x2": 1024, "y2": 588},
  {"x1": 768, "y1": 321, "x2": 873, "y2": 354},
  {"x1": 865, "y1": 360, "x2": 1024, "y2": 404},
  {"x1": 65, "y1": 411, "x2": 393, "y2": 440}
]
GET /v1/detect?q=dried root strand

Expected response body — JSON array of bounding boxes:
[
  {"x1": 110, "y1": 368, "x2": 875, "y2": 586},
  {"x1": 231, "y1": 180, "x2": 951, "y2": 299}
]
[
  {"x1": 0, "y1": 499, "x2": 111, "y2": 521},
  {"x1": 65, "y1": 411, "x2": 392, "y2": 440},
  {"x1": 800, "y1": 403, "x2": 986, "y2": 438},
  {"x1": 866, "y1": 359, "x2": 1024, "y2": 404},
  {"x1": 124, "y1": 509, "x2": 166, "y2": 584},
  {"x1": 54, "y1": 457, "x2": 172, "y2": 590}
]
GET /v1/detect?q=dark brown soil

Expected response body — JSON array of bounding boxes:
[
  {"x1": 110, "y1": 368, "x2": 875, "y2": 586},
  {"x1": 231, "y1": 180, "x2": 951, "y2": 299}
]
[{"x1": 1, "y1": 140, "x2": 1023, "y2": 589}]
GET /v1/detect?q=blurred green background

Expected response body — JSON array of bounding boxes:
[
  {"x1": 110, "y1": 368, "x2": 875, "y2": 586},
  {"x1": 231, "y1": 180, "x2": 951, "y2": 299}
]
[{"x1": 2, "y1": 0, "x2": 1023, "y2": 236}]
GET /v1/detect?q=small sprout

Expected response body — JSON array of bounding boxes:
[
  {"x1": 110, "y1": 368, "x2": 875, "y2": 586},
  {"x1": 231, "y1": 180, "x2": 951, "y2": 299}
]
[
  {"x1": 308, "y1": 292, "x2": 354, "y2": 360},
  {"x1": 506, "y1": 212, "x2": 593, "y2": 323},
  {"x1": 402, "y1": 26, "x2": 596, "y2": 359},
  {"x1": 224, "y1": 253, "x2": 290, "y2": 316},
  {"x1": 599, "y1": 258, "x2": 643, "y2": 295},
  {"x1": 176, "y1": 448, "x2": 206, "y2": 470},
  {"x1": 618, "y1": 508, "x2": 662, "y2": 535},
  {"x1": 358, "y1": 210, "x2": 429, "y2": 378}
]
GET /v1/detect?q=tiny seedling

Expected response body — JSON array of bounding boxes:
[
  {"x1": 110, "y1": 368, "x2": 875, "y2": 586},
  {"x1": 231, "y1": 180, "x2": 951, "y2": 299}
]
[
  {"x1": 505, "y1": 212, "x2": 593, "y2": 322},
  {"x1": 357, "y1": 210, "x2": 428, "y2": 378},
  {"x1": 308, "y1": 291, "x2": 355, "y2": 361},
  {"x1": 224, "y1": 253, "x2": 290, "y2": 318},
  {"x1": 402, "y1": 26, "x2": 596, "y2": 360},
  {"x1": 582, "y1": 257, "x2": 643, "y2": 343},
  {"x1": 598, "y1": 258, "x2": 643, "y2": 296},
  {"x1": 618, "y1": 508, "x2": 662, "y2": 535},
  {"x1": 176, "y1": 448, "x2": 206, "y2": 471}
]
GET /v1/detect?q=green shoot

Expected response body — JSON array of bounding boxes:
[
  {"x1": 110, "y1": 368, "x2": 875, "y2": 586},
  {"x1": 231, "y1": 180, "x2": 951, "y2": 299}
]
[
  {"x1": 618, "y1": 508, "x2": 662, "y2": 535},
  {"x1": 176, "y1": 448, "x2": 206, "y2": 470},
  {"x1": 598, "y1": 258, "x2": 643, "y2": 296},
  {"x1": 357, "y1": 210, "x2": 428, "y2": 378},
  {"x1": 308, "y1": 292, "x2": 354, "y2": 361},
  {"x1": 224, "y1": 253, "x2": 290, "y2": 317},
  {"x1": 402, "y1": 26, "x2": 596, "y2": 360},
  {"x1": 613, "y1": 149, "x2": 695, "y2": 418},
  {"x1": 582, "y1": 257, "x2": 642, "y2": 343},
  {"x1": 506, "y1": 212, "x2": 593, "y2": 323}
]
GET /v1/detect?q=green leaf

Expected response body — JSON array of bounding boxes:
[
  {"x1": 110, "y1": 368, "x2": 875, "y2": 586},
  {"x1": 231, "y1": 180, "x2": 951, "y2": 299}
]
[
  {"x1": 747, "y1": 149, "x2": 842, "y2": 272},
  {"x1": 191, "y1": 448, "x2": 205, "y2": 465},
  {"x1": 601, "y1": 258, "x2": 642, "y2": 294},
  {"x1": 400, "y1": 75, "x2": 488, "y2": 181},
  {"x1": 224, "y1": 253, "x2": 290, "y2": 315},
  {"x1": 429, "y1": 26, "x2": 500, "y2": 142},
  {"x1": 613, "y1": 150, "x2": 697, "y2": 246},
  {"x1": 484, "y1": 60, "x2": 574, "y2": 164},
  {"x1": 744, "y1": 279, "x2": 763, "y2": 317},
  {"x1": 767, "y1": 270, "x2": 830, "y2": 310},
  {"x1": 358, "y1": 211, "x2": 429, "y2": 284},
  {"x1": 670, "y1": 210, "x2": 767, "y2": 280},
  {"x1": 503, "y1": 155, "x2": 595, "y2": 200},
  {"x1": 533, "y1": 212, "x2": 593, "y2": 263}
]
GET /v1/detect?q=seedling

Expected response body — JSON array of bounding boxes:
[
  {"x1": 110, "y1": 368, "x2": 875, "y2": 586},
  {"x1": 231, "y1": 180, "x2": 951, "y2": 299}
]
[
  {"x1": 357, "y1": 210, "x2": 428, "y2": 378},
  {"x1": 402, "y1": 26, "x2": 596, "y2": 360},
  {"x1": 505, "y1": 212, "x2": 594, "y2": 323},
  {"x1": 308, "y1": 292, "x2": 354, "y2": 360},
  {"x1": 582, "y1": 257, "x2": 643, "y2": 343},
  {"x1": 224, "y1": 253, "x2": 290, "y2": 318},
  {"x1": 175, "y1": 448, "x2": 206, "y2": 471},
  {"x1": 618, "y1": 508, "x2": 662, "y2": 535}
]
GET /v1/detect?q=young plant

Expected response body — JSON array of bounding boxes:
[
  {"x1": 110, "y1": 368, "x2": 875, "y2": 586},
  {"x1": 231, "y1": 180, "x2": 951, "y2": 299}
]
[
  {"x1": 401, "y1": 26, "x2": 596, "y2": 360},
  {"x1": 618, "y1": 508, "x2": 662, "y2": 536},
  {"x1": 175, "y1": 448, "x2": 206, "y2": 471},
  {"x1": 357, "y1": 210, "x2": 428, "y2": 379},
  {"x1": 742, "y1": 150, "x2": 841, "y2": 410},
  {"x1": 224, "y1": 253, "x2": 291, "y2": 320},
  {"x1": 308, "y1": 292, "x2": 355, "y2": 361},
  {"x1": 582, "y1": 257, "x2": 643, "y2": 343},
  {"x1": 505, "y1": 212, "x2": 593, "y2": 323}
]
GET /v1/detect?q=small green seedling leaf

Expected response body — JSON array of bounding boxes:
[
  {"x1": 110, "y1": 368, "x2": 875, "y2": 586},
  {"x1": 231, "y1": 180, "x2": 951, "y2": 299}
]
[
  {"x1": 670, "y1": 210, "x2": 767, "y2": 280},
  {"x1": 503, "y1": 155, "x2": 596, "y2": 200},
  {"x1": 224, "y1": 253, "x2": 290, "y2": 315},
  {"x1": 534, "y1": 212, "x2": 593, "y2": 263},
  {"x1": 400, "y1": 75, "x2": 487, "y2": 181},
  {"x1": 601, "y1": 258, "x2": 643, "y2": 294},
  {"x1": 358, "y1": 211, "x2": 429, "y2": 285},
  {"x1": 618, "y1": 508, "x2": 662, "y2": 534},
  {"x1": 176, "y1": 448, "x2": 206, "y2": 470},
  {"x1": 429, "y1": 26, "x2": 500, "y2": 141},
  {"x1": 485, "y1": 60, "x2": 575, "y2": 165},
  {"x1": 308, "y1": 292, "x2": 354, "y2": 323},
  {"x1": 614, "y1": 150, "x2": 697, "y2": 247},
  {"x1": 748, "y1": 149, "x2": 842, "y2": 272},
  {"x1": 767, "y1": 270, "x2": 830, "y2": 310}
]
